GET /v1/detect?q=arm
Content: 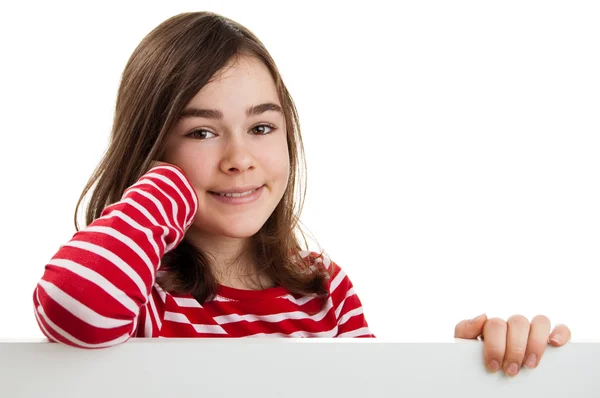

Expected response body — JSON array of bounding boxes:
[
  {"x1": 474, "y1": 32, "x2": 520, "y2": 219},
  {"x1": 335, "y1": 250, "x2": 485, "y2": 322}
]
[{"x1": 32, "y1": 165, "x2": 198, "y2": 348}]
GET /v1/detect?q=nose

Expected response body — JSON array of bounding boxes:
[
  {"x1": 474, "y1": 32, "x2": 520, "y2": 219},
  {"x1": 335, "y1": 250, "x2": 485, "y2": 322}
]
[{"x1": 219, "y1": 135, "x2": 255, "y2": 174}]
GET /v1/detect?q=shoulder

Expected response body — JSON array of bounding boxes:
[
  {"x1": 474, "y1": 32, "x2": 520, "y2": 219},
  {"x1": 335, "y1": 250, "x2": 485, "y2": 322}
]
[
  {"x1": 296, "y1": 252, "x2": 374, "y2": 337},
  {"x1": 297, "y1": 250, "x2": 352, "y2": 293}
]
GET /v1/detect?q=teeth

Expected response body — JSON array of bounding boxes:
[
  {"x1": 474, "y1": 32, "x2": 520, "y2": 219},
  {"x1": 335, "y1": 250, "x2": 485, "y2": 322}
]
[{"x1": 218, "y1": 188, "x2": 257, "y2": 197}]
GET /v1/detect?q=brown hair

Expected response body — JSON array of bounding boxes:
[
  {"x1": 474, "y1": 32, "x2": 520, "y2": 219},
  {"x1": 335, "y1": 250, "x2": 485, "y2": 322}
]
[{"x1": 74, "y1": 12, "x2": 331, "y2": 304}]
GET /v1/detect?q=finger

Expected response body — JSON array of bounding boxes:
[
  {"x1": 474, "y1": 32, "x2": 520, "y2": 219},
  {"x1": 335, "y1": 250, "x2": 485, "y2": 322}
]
[
  {"x1": 523, "y1": 315, "x2": 551, "y2": 369},
  {"x1": 454, "y1": 314, "x2": 487, "y2": 339},
  {"x1": 482, "y1": 318, "x2": 507, "y2": 373},
  {"x1": 549, "y1": 323, "x2": 572, "y2": 347},
  {"x1": 503, "y1": 315, "x2": 530, "y2": 376}
]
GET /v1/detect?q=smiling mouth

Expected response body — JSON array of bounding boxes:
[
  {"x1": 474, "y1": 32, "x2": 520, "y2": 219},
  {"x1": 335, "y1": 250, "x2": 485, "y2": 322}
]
[{"x1": 209, "y1": 185, "x2": 264, "y2": 197}]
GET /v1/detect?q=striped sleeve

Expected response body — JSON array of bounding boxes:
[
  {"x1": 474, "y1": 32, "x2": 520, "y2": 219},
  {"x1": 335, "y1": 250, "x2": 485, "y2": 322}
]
[
  {"x1": 32, "y1": 165, "x2": 198, "y2": 348},
  {"x1": 327, "y1": 259, "x2": 375, "y2": 338},
  {"x1": 135, "y1": 285, "x2": 168, "y2": 338}
]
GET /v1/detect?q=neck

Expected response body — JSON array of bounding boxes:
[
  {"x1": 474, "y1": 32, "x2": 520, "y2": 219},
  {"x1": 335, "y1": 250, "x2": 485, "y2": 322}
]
[{"x1": 184, "y1": 228, "x2": 273, "y2": 290}]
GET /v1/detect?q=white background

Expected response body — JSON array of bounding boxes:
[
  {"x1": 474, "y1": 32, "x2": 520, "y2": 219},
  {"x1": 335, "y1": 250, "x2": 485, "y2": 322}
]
[{"x1": 0, "y1": 1, "x2": 598, "y2": 341}]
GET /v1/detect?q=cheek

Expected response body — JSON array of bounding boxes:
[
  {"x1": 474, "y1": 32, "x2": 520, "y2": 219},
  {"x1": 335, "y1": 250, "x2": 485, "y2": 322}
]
[
  {"x1": 164, "y1": 144, "x2": 215, "y2": 189},
  {"x1": 261, "y1": 140, "x2": 290, "y2": 186}
]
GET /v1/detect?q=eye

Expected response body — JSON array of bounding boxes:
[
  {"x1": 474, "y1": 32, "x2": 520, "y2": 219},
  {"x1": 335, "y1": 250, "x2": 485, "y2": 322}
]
[
  {"x1": 250, "y1": 124, "x2": 276, "y2": 135},
  {"x1": 187, "y1": 129, "x2": 216, "y2": 140}
]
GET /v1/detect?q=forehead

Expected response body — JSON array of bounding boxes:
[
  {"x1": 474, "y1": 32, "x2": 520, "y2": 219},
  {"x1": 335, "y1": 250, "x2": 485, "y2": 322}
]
[{"x1": 190, "y1": 56, "x2": 279, "y2": 107}]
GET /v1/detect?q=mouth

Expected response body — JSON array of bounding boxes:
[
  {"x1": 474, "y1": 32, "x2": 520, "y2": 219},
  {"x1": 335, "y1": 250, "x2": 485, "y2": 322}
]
[{"x1": 208, "y1": 185, "x2": 265, "y2": 198}]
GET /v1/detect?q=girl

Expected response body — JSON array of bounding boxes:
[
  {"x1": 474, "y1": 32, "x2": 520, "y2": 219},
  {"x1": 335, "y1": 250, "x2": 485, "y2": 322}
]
[{"x1": 32, "y1": 11, "x2": 570, "y2": 376}]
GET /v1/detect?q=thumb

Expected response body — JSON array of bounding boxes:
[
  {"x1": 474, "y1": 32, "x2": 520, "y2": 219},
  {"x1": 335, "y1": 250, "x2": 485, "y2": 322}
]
[{"x1": 454, "y1": 313, "x2": 487, "y2": 339}]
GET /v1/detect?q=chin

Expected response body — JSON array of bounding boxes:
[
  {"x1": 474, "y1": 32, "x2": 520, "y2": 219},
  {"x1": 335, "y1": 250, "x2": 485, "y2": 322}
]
[
  {"x1": 216, "y1": 224, "x2": 263, "y2": 239},
  {"x1": 191, "y1": 217, "x2": 266, "y2": 240}
]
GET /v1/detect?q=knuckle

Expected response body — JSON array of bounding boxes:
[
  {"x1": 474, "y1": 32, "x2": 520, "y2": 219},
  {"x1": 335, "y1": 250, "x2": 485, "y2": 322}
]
[
  {"x1": 486, "y1": 317, "x2": 507, "y2": 329},
  {"x1": 532, "y1": 314, "x2": 551, "y2": 325},
  {"x1": 507, "y1": 314, "x2": 529, "y2": 327},
  {"x1": 454, "y1": 324, "x2": 462, "y2": 337},
  {"x1": 527, "y1": 341, "x2": 546, "y2": 354},
  {"x1": 509, "y1": 345, "x2": 527, "y2": 357},
  {"x1": 486, "y1": 346, "x2": 505, "y2": 359}
]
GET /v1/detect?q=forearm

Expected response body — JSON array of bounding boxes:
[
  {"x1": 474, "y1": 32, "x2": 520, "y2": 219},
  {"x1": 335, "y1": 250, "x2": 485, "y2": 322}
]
[{"x1": 33, "y1": 165, "x2": 197, "y2": 348}]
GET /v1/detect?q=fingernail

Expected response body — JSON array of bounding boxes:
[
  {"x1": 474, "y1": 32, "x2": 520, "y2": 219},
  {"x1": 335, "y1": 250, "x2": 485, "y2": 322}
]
[
  {"x1": 469, "y1": 313, "x2": 485, "y2": 324},
  {"x1": 506, "y1": 362, "x2": 520, "y2": 376},
  {"x1": 488, "y1": 360, "x2": 501, "y2": 372},
  {"x1": 524, "y1": 353, "x2": 537, "y2": 368},
  {"x1": 550, "y1": 333, "x2": 562, "y2": 344}
]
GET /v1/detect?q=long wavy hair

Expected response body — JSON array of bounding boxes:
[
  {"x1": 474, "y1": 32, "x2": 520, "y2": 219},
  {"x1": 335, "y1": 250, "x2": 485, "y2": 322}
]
[{"x1": 74, "y1": 12, "x2": 330, "y2": 304}]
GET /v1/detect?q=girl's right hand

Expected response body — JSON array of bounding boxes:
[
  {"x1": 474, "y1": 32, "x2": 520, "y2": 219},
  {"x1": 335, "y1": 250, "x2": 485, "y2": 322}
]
[{"x1": 146, "y1": 160, "x2": 198, "y2": 233}]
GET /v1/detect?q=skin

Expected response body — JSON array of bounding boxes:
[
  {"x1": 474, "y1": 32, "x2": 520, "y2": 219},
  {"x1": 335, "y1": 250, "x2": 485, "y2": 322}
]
[
  {"x1": 161, "y1": 55, "x2": 290, "y2": 288},
  {"x1": 156, "y1": 56, "x2": 572, "y2": 374},
  {"x1": 455, "y1": 314, "x2": 571, "y2": 376}
]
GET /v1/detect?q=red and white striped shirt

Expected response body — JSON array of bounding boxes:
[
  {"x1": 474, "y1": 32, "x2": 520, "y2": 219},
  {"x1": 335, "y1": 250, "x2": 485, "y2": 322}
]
[{"x1": 33, "y1": 165, "x2": 374, "y2": 348}]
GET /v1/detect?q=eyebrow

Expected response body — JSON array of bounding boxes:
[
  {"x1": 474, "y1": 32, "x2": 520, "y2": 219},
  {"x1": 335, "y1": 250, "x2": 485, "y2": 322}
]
[{"x1": 179, "y1": 102, "x2": 283, "y2": 120}]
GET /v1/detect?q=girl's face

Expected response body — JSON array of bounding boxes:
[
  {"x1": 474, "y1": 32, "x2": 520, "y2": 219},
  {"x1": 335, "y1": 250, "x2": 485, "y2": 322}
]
[{"x1": 163, "y1": 56, "x2": 290, "y2": 243}]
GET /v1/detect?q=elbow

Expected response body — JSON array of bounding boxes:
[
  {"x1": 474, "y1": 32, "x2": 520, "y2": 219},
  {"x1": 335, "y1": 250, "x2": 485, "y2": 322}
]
[{"x1": 33, "y1": 285, "x2": 135, "y2": 349}]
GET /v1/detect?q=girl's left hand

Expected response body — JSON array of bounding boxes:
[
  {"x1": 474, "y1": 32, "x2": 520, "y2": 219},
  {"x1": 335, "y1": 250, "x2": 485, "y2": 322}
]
[{"x1": 454, "y1": 314, "x2": 571, "y2": 376}]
